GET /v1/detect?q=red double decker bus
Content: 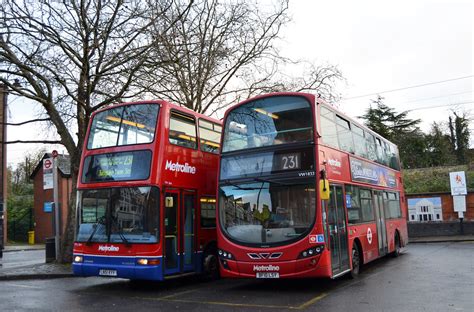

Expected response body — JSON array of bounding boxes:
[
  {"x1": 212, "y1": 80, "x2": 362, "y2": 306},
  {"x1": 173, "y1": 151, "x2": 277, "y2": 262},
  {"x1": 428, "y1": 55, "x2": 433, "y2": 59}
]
[
  {"x1": 217, "y1": 92, "x2": 407, "y2": 279},
  {"x1": 73, "y1": 100, "x2": 221, "y2": 281}
]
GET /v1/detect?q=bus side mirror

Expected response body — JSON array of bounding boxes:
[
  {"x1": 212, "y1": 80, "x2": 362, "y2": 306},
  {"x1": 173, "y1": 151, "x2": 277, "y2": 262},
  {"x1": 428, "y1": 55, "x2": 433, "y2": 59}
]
[
  {"x1": 319, "y1": 179, "x2": 330, "y2": 200},
  {"x1": 165, "y1": 196, "x2": 174, "y2": 208}
]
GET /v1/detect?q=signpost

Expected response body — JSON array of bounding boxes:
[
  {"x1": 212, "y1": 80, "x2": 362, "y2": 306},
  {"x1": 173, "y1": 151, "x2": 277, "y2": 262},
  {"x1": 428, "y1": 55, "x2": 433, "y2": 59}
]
[
  {"x1": 43, "y1": 158, "x2": 53, "y2": 189},
  {"x1": 449, "y1": 171, "x2": 467, "y2": 235}
]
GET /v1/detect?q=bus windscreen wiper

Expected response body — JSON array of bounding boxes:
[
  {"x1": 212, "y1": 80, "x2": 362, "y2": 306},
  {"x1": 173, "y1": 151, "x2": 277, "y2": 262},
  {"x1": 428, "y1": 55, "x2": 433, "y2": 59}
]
[
  {"x1": 110, "y1": 216, "x2": 131, "y2": 247},
  {"x1": 86, "y1": 216, "x2": 106, "y2": 245}
]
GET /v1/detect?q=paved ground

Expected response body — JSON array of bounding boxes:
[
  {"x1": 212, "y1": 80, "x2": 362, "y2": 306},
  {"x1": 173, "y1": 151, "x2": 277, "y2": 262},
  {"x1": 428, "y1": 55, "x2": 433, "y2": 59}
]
[
  {"x1": 0, "y1": 244, "x2": 72, "y2": 280},
  {"x1": 0, "y1": 241, "x2": 473, "y2": 311},
  {"x1": 0, "y1": 235, "x2": 473, "y2": 280}
]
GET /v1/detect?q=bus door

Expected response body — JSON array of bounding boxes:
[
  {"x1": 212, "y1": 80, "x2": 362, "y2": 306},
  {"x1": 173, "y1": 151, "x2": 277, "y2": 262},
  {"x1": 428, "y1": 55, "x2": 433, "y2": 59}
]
[
  {"x1": 327, "y1": 185, "x2": 350, "y2": 276},
  {"x1": 164, "y1": 190, "x2": 196, "y2": 275},
  {"x1": 374, "y1": 191, "x2": 388, "y2": 256}
]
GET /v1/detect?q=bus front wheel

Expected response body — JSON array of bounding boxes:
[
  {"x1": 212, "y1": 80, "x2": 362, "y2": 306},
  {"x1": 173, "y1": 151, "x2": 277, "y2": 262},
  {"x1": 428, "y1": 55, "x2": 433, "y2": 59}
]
[
  {"x1": 203, "y1": 250, "x2": 219, "y2": 280},
  {"x1": 349, "y1": 244, "x2": 361, "y2": 278}
]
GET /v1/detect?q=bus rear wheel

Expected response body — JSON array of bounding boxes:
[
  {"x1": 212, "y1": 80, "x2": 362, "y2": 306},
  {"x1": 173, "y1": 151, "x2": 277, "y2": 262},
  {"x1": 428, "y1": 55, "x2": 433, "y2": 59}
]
[{"x1": 349, "y1": 244, "x2": 361, "y2": 278}]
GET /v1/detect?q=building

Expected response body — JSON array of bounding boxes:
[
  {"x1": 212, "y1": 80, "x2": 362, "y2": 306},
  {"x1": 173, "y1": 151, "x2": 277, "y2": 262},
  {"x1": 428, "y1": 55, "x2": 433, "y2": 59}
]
[
  {"x1": 30, "y1": 153, "x2": 72, "y2": 243},
  {"x1": 408, "y1": 197, "x2": 443, "y2": 222},
  {"x1": 406, "y1": 192, "x2": 474, "y2": 237}
]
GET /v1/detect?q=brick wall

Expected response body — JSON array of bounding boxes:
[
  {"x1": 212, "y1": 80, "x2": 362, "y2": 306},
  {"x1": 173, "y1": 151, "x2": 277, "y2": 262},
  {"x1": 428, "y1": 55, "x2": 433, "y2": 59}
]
[{"x1": 408, "y1": 221, "x2": 474, "y2": 237}]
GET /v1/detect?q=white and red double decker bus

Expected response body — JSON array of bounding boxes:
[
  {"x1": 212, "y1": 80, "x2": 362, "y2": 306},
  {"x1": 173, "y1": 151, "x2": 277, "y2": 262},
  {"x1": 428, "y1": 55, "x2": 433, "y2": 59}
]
[
  {"x1": 73, "y1": 100, "x2": 221, "y2": 281},
  {"x1": 217, "y1": 92, "x2": 407, "y2": 279}
]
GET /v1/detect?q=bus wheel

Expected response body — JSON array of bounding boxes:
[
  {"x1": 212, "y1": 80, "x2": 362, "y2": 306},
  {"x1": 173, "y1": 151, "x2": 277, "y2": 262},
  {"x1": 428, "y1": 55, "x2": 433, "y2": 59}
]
[
  {"x1": 391, "y1": 233, "x2": 401, "y2": 258},
  {"x1": 203, "y1": 250, "x2": 219, "y2": 280},
  {"x1": 349, "y1": 244, "x2": 361, "y2": 278}
]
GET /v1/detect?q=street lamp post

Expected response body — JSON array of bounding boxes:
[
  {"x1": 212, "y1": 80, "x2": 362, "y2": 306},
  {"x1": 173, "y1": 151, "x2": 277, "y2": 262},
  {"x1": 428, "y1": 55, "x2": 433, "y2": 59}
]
[
  {"x1": 52, "y1": 150, "x2": 60, "y2": 261},
  {"x1": 0, "y1": 84, "x2": 8, "y2": 255}
]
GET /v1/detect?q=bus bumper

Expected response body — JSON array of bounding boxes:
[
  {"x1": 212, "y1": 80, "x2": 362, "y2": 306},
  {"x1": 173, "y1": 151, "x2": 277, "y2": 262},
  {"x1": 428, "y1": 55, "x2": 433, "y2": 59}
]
[
  {"x1": 73, "y1": 254, "x2": 164, "y2": 281},
  {"x1": 219, "y1": 255, "x2": 331, "y2": 279}
]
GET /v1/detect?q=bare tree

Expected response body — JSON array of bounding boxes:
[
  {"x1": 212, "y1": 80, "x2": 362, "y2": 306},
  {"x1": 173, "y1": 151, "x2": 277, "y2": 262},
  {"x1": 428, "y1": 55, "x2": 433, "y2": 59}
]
[
  {"x1": 0, "y1": 0, "x2": 342, "y2": 262},
  {"x1": 143, "y1": 0, "x2": 343, "y2": 116},
  {"x1": 0, "y1": 0, "x2": 188, "y2": 262}
]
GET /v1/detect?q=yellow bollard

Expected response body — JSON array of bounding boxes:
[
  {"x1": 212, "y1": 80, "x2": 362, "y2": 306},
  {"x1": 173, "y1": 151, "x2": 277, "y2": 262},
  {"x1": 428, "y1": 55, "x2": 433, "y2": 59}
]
[{"x1": 28, "y1": 231, "x2": 35, "y2": 245}]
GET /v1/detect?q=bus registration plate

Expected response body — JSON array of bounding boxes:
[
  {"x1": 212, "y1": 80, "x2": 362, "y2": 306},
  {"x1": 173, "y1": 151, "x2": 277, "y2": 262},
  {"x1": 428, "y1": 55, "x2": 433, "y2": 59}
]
[
  {"x1": 99, "y1": 269, "x2": 117, "y2": 277},
  {"x1": 256, "y1": 272, "x2": 279, "y2": 279}
]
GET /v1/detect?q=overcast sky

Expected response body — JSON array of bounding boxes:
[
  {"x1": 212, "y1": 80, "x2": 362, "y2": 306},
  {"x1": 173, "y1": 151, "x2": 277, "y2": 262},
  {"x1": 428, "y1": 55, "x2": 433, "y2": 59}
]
[
  {"x1": 5, "y1": 0, "x2": 473, "y2": 167},
  {"x1": 282, "y1": 0, "x2": 472, "y2": 132}
]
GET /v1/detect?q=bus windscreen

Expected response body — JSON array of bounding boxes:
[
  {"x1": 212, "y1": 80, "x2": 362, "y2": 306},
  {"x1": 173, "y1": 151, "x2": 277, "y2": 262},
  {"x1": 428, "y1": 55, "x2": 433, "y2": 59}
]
[
  {"x1": 222, "y1": 96, "x2": 313, "y2": 152},
  {"x1": 219, "y1": 179, "x2": 315, "y2": 246},
  {"x1": 87, "y1": 103, "x2": 159, "y2": 149},
  {"x1": 76, "y1": 186, "x2": 159, "y2": 244}
]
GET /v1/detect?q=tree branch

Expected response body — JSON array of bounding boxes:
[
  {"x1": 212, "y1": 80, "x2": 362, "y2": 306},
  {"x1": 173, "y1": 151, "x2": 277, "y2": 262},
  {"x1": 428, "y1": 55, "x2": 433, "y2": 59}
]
[
  {"x1": 0, "y1": 140, "x2": 62, "y2": 145},
  {"x1": 0, "y1": 118, "x2": 51, "y2": 126}
]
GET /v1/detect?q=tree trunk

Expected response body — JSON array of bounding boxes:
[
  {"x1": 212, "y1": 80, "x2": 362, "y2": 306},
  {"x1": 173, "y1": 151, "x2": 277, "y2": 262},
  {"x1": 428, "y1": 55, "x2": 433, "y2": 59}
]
[{"x1": 58, "y1": 152, "x2": 80, "y2": 263}]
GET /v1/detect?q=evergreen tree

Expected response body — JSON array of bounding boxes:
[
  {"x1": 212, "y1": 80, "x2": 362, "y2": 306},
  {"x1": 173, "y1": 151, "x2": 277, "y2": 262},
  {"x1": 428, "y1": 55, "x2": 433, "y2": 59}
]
[
  {"x1": 425, "y1": 122, "x2": 456, "y2": 166},
  {"x1": 360, "y1": 96, "x2": 423, "y2": 168},
  {"x1": 448, "y1": 112, "x2": 470, "y2": 164}
]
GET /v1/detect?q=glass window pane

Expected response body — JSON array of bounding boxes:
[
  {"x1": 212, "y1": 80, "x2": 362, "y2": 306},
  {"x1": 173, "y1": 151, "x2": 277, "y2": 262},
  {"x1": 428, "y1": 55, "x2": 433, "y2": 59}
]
[
  {"x1": 169, "y1": 112, "x2": 197, "y2": 149},
  {"x1": 385, "y1": 192, "x2": 401, "y2": 219},
  {"x1": 222, "y1": 96, "x2": 313, "y2": 152},
  {"x1": 375, "y1": 138, "x2": 385, "y2": 165},
  {"x1": 360, "y1": 189, "x2": 374, "y2": 221},
  {"x1": 321, "y1": 116, "x2": 339, "y2": 148},
  {"x1": 353, "y1": 125, "x2": 367, "y2": 158},
  {"x1": 320, "y1": 106, "x2": 334, "y2": 119},
  {"x1": 219, "y1": 180, "x2": 315, "y2": 245},
  {"x1": 201, "y1": 197, "x2": 216, "y2": 228},
  {"x1": 87, "y1": 104, "x2": 158, "y2": 149},
  {"x1": 346, "y1": 185, "x2": 361, "y2": 224},
  {"x1": 199, "y1": 119, "x2": 221, "y2": 154},
  {"x1": 389, "y1": 143, "x2": 400, "y2": 170},
  {"x1": 76, "y1": 187, "x2": 160, "y2": 244},
  {"x1": 365, "y1": 132, "x2": 377, "y2": 162},
  {"x1": 118, "y1": 105, "x2": 158, "y2": 145},
  {"x1": 336, "y1": 116, "x2": 354, "y2": 153}
]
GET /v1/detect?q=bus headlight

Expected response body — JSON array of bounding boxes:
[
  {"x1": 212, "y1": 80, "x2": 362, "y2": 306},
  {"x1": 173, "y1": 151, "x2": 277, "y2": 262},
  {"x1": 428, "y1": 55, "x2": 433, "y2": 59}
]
[
  {"x1": 137, "y1": 258, "x2": 161, "y2": 266},
  {"x1": 298, "y1": 245, "x2": 324, "y2": 259},
  {"x1": 218, "y1": 249, "x2": 233, "y2": 260},
  {"x1": 74, "y1": 255, "x2": 83, "y2": 263}
]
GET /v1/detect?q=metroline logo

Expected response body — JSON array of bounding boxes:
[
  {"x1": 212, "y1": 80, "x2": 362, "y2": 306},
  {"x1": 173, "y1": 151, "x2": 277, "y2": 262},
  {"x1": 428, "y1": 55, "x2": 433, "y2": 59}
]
[
  {"x1": 328, "y1": 159, "x2": 341, "y2": 168},
  {"x1": 165, "y1": 160, "x2": 197, "y2": 174},
  {"x1": 253, "y1": 265, "x2": 280, "y2": 272},
  {"x1": 98, "y1": 245, "x2": 119, "y2": 252}
]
